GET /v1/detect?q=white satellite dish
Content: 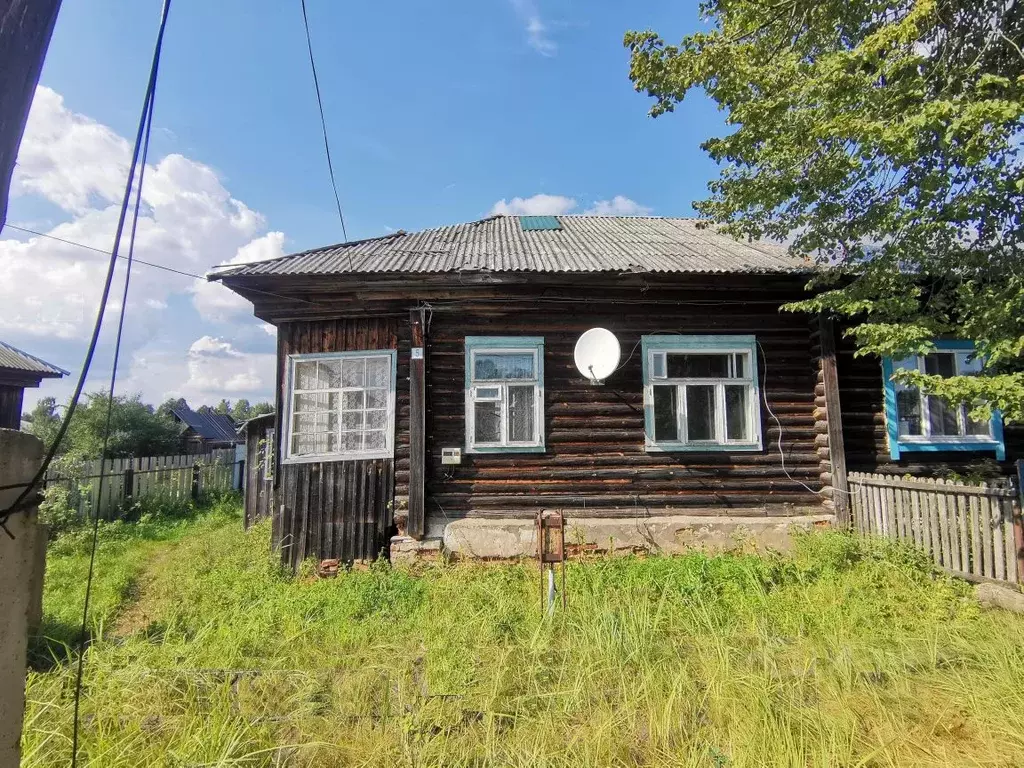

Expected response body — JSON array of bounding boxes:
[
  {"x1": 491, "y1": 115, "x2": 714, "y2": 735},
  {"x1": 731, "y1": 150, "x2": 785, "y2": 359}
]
[{"x1": 574, "y1": 328, "x2": 621, "y2": 384}]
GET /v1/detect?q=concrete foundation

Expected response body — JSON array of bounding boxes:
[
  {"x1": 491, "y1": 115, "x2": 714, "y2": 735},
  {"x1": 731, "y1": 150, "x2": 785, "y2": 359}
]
[
  {"x1": 394, "y1": 513, "x2": 834, "y2": 561},
  {"x1": 0, "y1": 429, "x2": 45, "y2": 768}
]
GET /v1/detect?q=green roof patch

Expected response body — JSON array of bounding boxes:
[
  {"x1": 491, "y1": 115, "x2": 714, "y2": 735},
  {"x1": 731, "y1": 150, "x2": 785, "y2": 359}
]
[{"x1": 519, "y1": 216, "x2": 562, "y2": 231}]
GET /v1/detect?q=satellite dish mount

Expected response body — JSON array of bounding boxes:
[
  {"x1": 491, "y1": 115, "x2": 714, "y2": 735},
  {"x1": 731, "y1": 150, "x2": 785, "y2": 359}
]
[{"x1": 573, "y1": 328, "x2": 621, "y2": 385}]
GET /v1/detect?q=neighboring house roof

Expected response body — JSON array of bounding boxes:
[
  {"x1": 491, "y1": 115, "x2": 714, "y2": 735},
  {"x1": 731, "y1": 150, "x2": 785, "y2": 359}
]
[
  {"x1": 170, "y1": 403, "x2": 239, "y2": 442},
  {"x1": 211, "y1": 216, "x2": 809, "y2": 279},
  {"x1": 236, "y1": 412, "x2": 276, "y2": 436},
  {"x1": 0, "y1": 340, "x2": 68, "y2": 378}
]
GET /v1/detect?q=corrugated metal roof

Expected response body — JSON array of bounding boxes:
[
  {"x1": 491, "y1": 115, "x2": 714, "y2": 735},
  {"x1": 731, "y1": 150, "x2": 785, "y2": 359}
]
[
  {"x1": 171, "y1": 403, "x2": 239, "y2": 442},
  {"x1": 0, "y1": 341, "x2": 68, "y2": 377},
  {"x1": 212, "y1": 216, "x2": 808, "y2": 279}
]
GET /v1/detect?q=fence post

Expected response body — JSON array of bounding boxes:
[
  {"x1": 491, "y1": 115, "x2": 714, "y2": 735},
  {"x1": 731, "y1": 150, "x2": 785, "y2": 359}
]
[
  {"x1": 191, "y1": 462, "x2": 201, "y2": 501},
  {"x1": 1015, "y1": 460, "x2": 1024, "y2": 584}
]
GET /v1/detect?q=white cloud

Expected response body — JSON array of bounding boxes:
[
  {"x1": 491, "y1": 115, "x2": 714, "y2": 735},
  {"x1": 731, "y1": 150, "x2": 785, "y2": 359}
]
[
  {"x1": 490, "y1": 194, "x2": 576, "y2": 216},
  {"x1": 3, "y1": 86, "x2": 282, "y2": 409},
  {"x1": 490, "y1": 194, "x2": 652, "y2": 217},
  {"x1": 583, "y1": 196, "x2": 653, "y2": 216},
  {"x1": 509, "y1": 0, "x2": 557, "y2": 56},
  {"x1": 123, "y1": 335, "x2": 275, "y2": 403},
  {"x1": 192, "y1": 231, "x2": 286, "y2": 322}
]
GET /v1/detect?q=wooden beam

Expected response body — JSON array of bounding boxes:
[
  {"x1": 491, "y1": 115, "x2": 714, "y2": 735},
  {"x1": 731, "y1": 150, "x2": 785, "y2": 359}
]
[
  {"x1": 408, "y1": 308, "x2": 426, "y2": 539},
  {"x1": 819, "y1": 313, "x2": 850, "y2": 527},
  {"x1": 0, "y1": 0, "x2": 62, "y2": 229}
]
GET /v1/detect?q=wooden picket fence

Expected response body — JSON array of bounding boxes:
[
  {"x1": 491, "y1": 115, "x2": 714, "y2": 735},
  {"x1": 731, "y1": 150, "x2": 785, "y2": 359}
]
[
  {"x1": 848, "y1": 471, "x2": 1023, "y2": 585},
  {"x1": 44, "y1": 449, "x2": 237, "y2": 520}
]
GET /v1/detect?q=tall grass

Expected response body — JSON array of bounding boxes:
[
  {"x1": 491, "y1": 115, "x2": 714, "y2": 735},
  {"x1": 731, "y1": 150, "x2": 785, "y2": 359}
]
[{"x1": 23, "y1": 504, "x2": 1024, "y2": 767}]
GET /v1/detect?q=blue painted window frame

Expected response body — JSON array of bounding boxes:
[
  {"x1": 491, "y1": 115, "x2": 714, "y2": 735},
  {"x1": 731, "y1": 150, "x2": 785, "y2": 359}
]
[
  {"x1": 282, "y1": 349, "x2": 398, "y2": 464},
  {"x1": 882, "y1": 339, "x2": 1005, "y2": 461},
  {"x1": 641, "y1": 334, "x2": 763, "y2": 453},
  {"x1": 465, "y1": 336, "x2": 545, "y2": 454}
]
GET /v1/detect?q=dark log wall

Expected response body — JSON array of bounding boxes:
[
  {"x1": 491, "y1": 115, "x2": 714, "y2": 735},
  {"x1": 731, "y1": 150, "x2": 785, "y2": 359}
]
[
  {"x1": 243, "y1": 414, "x2": 276, "y2": 529},
  {"x1": 837, "y1": 334, "x2": 1023, "y2": 475},
  {"x1": 422, "y1": 287, "x2": 825, "y2": 520},
  {"x1": 0, "y1": 385, "x2": 24, "y2": 430},
  {"x1": 273, "y1": 318, "x2": 406, "y2": 568}
]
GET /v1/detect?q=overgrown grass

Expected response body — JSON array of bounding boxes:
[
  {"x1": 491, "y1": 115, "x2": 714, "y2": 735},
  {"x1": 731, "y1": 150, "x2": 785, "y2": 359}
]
[{"x1": 23, "y1": 503, "x2": 1024, "y2": 767}]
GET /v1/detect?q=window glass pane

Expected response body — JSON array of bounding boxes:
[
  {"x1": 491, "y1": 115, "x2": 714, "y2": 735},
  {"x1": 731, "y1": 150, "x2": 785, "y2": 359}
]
[
  {"x1": 508, "y1": 385, "x2": 535, "y2": 442},
  {"x1": 924, "y1": 353, "x2": 956, "y2": 378},
  {"x1": 365, "y1": 389, "x2": 387, "y2": 410},
  {"x1": 725, "y1": 385, "x2": 749, "y2": 441},
  {"x1": 653, "y1": 385, "x2": 678, "y2": 442},
  {"x1": 651, "y1": 353, "x2": 666, "y2": 379},
  {"x1": 342, "y1": 411, "x2": 364, "y2": 431},
  {"x1": 896, "y1": 387, "x2": 923, "y2": 436},
  {"x1": 365, "y1": 431, "x2": 386, "y2": 451},
  {"x1": 474, "y1": 400, "x2": 502, "y2": 443},
  {"x1": 294, "y1": 393, "x2": 326, "y2": 412},
  {"x1": 964, "y1": 409, "x2": 991, "y2": 436},
  {"x1": 291, "y1": 433, "x2": 314, "y2": 455},
  {"x1": 926, "y1": 395, "x2": 960, "y2": 436},
  {"x1": 342, "y1": 357, "x2": 365, "y2": 387},
  {"x1": 295, "y1": 361, "x2": 317, "y2": 390},
  {"x1": 317, "y1": 360, "x2": 341, "y2": 389},
  {"x1": 366, "y1": 357, "x2": 390, "y2": 388},
  {"x1": 293, "y1": 413, "x2": 317, "y2": 434},
  {"x1": 366, "y1": 410, "x2": 387, "y2": 430},
  {"x1": 342, "y1": 390, "x2": 364, "y2": 410},
  {"x1": 686, "y1": 385, "x2": 716, "y2": 441},
  {"x1": 474, "y1": 353, "x2": 534, "y2": 380},
  {"x1": 666, "y1": 354, "x2": 729, "y2": 379},
  {"x1": 957, "y1": 353, "x2": 983, "y2": 375},
  {"x1": 892, "y1": 356, "x2": 918, "y2": 372},
  {"x1": 733, "y1": 354, "x2": 746, "y2": 379},
  {"x1": 341, "y1": 432, "x2": 362, "y2": 452},
  {"x1": 474, "y1": 387, "x2": 501, "y2": 400}
]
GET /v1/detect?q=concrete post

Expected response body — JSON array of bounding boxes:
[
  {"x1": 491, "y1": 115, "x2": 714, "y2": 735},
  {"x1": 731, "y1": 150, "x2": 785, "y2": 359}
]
[{"x1": 0, "y1": 429, "x2": 45, "y2": 768}]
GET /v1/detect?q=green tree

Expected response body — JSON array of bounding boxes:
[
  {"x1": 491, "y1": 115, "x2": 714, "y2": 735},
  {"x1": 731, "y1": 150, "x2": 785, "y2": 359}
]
[
  {"x1": 23, "y1": 396, "x2": 61, "y2": 447},
  {"x1": 156, "y1": 397, "x2": 187, "y2": 421},
  {"x1": 33, "y1": 392, "x2": 181, "y2": 459},
  {"x1": 626, "y1": 0, "x2": 1024, "y2": 419},
  {"x1": 213, "y1": 399, "x2": 232, "y2": 417},
  {"x1": 229, "y1": 399, "x2": 273, "y2": 423}
]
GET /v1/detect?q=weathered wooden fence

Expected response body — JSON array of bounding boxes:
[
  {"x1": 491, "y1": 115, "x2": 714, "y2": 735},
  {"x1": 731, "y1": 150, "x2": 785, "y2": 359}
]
[
  {"x1": 848, "y1": 471, "x2": 1023, "y2": 585},
  {"x1": 44, "y1": 448, "x2": 237, "y2": 520}
]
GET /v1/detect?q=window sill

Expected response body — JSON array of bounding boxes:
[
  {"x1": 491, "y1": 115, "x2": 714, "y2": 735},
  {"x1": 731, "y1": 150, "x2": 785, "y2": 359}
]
[
  {"x1": 645, "y1": 442, "x2": 762, "y2": 453},
  {"x1": 890, "y1": 439, "x2": 1005, "y2": 461},
  {"x1": 466, "y1": 445, "x2": 546, "y2": 455},
  {"x1": 282, "y1": 451, "x2": 395, "y2": 465}
]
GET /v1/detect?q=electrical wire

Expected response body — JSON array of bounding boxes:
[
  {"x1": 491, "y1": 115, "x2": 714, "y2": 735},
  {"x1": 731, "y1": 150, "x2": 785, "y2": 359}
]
[
  {"x1": 68, "y1": 3, "x2": 172, "y2": 764},
  {"x1": 299, "y1": 0, "x2": 350, "y2": 258},
  {"x1": 3, "y1": 224, "x2": 205, "y2": 279},
  {"x1": 0, "y1": 2, "x2": 172, "y2": 536}
]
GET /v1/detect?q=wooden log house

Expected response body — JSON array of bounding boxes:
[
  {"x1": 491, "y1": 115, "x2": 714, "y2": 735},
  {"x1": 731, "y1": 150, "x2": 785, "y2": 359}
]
[
  {"x1": 0, "y1": 340, "x2": 67, "y2": 430},
  {"x1": 211, "y1": 215, "x2": 1018, "y2": 567}
]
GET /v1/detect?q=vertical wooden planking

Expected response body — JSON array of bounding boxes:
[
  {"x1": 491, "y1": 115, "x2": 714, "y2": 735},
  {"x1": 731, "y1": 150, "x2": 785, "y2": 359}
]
[
  {"x1": 1003, "y1": 497, "x2": 1017, "y2": 584},
  {"x1": 946, "y1": 481, "x2": 962, "y2": 573},
  {"x1": 957, "y1": 491, "x2": 969, "y2": 575},
  {"x1": 871, "y1": 480, "x2": 884, "y2": 536},
  {"x1": 969, "y1": 493, "x2": 981, "y2": 579},
  {"x1": 981, "y1": 494, "x2": 995, "y2": 579},
  {"x1": 910, "y1": 488, "x2": 923, "y2": 549}
]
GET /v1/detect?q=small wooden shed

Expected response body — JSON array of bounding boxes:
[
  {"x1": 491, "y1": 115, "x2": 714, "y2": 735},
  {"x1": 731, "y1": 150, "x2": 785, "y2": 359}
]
[
  {"x1": 0, "y1": 340, "x2": 67, "y2": 429},
  {"x1": 239, "y1": 412, "x2": 276, "y2": 529}
]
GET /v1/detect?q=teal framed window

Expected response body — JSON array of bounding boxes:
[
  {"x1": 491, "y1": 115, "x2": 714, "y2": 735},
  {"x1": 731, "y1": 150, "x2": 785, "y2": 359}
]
[
  {"x1": 642, "y1": 335, "x2": 763, "y2": 452},
  {"x1": 465, "y1": 336, "x2": 545, "y2": 453},
  {"x1": 283, "y1": 350, "x2": 397, "y2": 463},
  {"x1": 883, "y1": 340, "x2": 1005, "y2": 460}
]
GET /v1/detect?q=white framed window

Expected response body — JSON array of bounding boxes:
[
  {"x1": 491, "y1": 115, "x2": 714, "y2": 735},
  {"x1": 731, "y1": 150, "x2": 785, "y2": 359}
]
[
  {"x1": 262, "y1": 427, "x2": 276, "y2": 480},
  {"x1": 465, "y1": 336, "x2": 545, "y2": 453},
  {"x1": 642, "y1": 335, "x2": 762, "y2": 452},
  {"x1": 283, "y1": 350, "x2": 396, "y2": 463},
  {"x1": 883, "y1": 341, "x2": 1005, "y2": 460}
]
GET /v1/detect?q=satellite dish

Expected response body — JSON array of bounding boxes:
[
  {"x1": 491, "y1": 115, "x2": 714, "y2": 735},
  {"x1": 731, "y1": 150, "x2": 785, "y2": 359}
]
[{"x1": 574, "y1": 328, "x2": 621, "y2": 384}]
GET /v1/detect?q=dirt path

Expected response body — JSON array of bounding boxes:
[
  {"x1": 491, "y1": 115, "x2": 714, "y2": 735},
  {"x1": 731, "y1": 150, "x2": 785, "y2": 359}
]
[{"x1": 112, "y1": 541, "x2": 178, "y2": 636}]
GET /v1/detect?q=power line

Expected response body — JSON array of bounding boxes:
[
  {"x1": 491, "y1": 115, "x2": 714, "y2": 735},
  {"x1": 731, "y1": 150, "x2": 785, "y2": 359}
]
[
  {"x1": 64, "y1": 2, "x2": 173, "y2": 765},
  {"x1": 4, "y1": 223, "x2": 205, "y2": 279},
  {"x1": 299, "y1": 0, "x2": 350, "y2": 250}
]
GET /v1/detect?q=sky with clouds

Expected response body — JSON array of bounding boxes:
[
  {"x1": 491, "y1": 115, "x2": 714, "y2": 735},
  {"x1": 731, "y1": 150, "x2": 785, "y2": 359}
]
[{"x1": 2, "y1": 0, "x2": 722, "y2": 412}]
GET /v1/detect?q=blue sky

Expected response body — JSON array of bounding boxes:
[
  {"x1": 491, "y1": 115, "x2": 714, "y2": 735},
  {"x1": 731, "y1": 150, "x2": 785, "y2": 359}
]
[{"x1": 2, "y1": 0, "x2": 723, "y2": 411}]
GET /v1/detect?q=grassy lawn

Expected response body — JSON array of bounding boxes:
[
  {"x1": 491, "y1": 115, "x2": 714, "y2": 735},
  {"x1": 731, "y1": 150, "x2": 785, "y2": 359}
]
[{"x1": 22, "y1": 499, "x2": 1024, "y2": 767}]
